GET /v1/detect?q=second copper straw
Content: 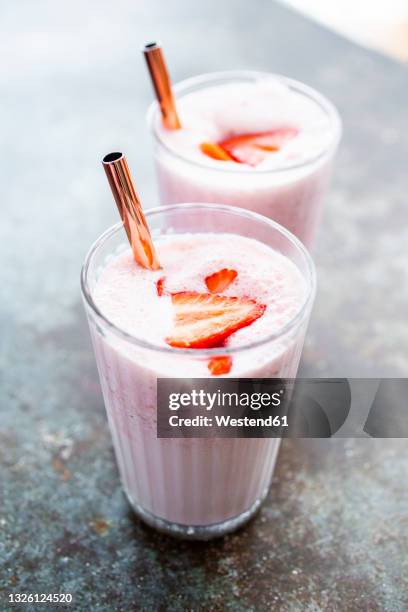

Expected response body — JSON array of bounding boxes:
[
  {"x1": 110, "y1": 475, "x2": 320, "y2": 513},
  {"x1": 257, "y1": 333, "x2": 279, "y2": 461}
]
[
  {"x1": 143, "y1": 42, "x2": 181, "y2": 130},
  {"x1": 102, "y1": 152, "x2": 161, "y2": 270}
]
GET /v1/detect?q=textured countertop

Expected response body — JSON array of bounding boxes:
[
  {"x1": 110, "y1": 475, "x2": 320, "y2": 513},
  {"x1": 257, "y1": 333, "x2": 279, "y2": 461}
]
[{"x1": 1, "y1": 1, "x2": 407, "y2": 610}]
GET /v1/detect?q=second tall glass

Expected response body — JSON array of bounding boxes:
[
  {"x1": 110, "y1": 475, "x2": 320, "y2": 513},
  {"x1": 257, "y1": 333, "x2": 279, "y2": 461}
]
[{"x1": 148, "y1": 71, "x2": 341, "y2": 248}]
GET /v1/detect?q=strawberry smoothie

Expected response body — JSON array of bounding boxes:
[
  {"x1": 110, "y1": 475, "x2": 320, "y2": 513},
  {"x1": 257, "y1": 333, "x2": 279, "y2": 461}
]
[
  {"x1": 81, "y1": 204, "x2": 315, "y2": 539},
  {"x1": 148, "y1": 72, "x2": 341, "y2": 247}
]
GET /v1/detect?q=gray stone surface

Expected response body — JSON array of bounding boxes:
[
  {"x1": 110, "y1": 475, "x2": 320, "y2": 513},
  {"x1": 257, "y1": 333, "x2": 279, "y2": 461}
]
[{"x1": 1, "y1": 1, "x2": 407, "y2": 610}]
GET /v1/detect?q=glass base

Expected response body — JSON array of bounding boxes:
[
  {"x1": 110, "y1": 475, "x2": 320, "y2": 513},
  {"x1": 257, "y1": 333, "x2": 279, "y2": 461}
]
[{"x1": 125, "y1": 487, "x2": 269, "y2": 540}]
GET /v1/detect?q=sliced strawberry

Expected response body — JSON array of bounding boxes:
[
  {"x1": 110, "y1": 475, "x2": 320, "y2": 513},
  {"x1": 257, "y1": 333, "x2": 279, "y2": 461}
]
[
  {"x1": 200, "y1": 142, "x2": 234, "y2": 161},
  {"x1": 219, "y1": 128, "x2": 299, "y2": 167},
  {"x1": 156, "y1": 277, "x2": 166, "y2": 296},
  {"x1": 205, "y1": 268, "x2": 238, "y2": 293},
  {"x1": 208, "y1": 356, "x2": 232, "y2": 376},
  {"x1": 166, "y1": 291, "x2": 266, "y2": 349}
]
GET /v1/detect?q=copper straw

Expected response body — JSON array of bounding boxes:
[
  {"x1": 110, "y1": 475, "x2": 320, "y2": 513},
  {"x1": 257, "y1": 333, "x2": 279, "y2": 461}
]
[
  {"x1": 102, "y1": 152, "x2": 161, "y2": 270},
  {"x1": 143, "y1": 41, "x2": 181, "y2": 130}
]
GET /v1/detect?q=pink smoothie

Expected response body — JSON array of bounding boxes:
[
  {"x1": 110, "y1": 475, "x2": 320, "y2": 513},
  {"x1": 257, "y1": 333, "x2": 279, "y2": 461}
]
[
  {"x1": 90, "y1": 232, "x2": 308, "y2": 534},
  {"x1": 150, "y1": 74, "x2": 341, "y2": 247}
]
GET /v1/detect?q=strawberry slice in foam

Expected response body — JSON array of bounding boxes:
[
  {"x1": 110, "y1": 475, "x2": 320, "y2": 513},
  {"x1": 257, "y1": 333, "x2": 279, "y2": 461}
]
[
  {"x1": 165, "y1": 291, "x2": 266, "y2": 349},
  {"x1": 205, "y1": 269, "x2": 238, "y2": 293},
  {"x1": 219, "y1": 128, "x2": 299, "y2": 166}
]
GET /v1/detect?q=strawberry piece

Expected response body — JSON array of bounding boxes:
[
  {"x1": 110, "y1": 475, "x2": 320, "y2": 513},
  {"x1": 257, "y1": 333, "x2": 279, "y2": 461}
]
[
  {"x1": 205, "y1": 268, "x2": 238, "y2": 293},
  {"x1": 208, "y1": 356, "x2": 232, "y2": 376},
  {"x1": 166, "y1": 291, "x2": 266, "y2": 349},
  {"x1": 219, "y1": 128, "x2": 299, "y2": 167},
  {"x1": 200, "y1": 142, "x2": 234, "y2": 161},
  {"x1": 156, "y1": 277, "x2": 166, "y2": 296}
]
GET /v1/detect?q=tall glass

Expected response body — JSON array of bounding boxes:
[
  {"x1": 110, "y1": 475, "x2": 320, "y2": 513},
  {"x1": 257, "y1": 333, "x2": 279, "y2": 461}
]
[
  {"x1": 81, "y1": 203, "x2": 316, "y2": 539},
  {"x1": 148, "y1": 71, "x2": 342, "y2": 248}
]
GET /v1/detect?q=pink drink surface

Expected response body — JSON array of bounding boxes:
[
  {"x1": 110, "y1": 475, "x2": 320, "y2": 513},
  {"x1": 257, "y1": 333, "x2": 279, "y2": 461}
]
[
  {"x1": 91, "y1": 233, "x2": 307, "y2": 526},
  {"x1": 152, "y1": 78, "x2": 340, "y2": 247}
]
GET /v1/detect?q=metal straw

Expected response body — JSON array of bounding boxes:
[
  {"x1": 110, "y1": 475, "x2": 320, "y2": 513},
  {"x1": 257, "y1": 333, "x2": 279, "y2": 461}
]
[
  {"x1": 102, "y1": 152, "x2": 161, "y2": 270},
  {"x1": 143, "y1": 41, "x2": 181, "y2": 130}
]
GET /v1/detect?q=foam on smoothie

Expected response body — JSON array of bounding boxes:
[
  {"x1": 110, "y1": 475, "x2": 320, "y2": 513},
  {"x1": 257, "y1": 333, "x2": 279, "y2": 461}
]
[
  {"x1": 156, "y1": 78, "x2": 333, "y2": 170},
  {"x1": 94, "y1": 232, "x2": 306, "y2": 353}
]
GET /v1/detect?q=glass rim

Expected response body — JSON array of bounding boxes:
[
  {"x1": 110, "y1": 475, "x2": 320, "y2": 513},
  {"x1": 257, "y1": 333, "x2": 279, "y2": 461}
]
[
  {"x1": 80, "y1": 203, "x2": 316, "y2": 356},
  {"x1": 147, "y1": 69, "x2": 342, "y2": 175}
]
